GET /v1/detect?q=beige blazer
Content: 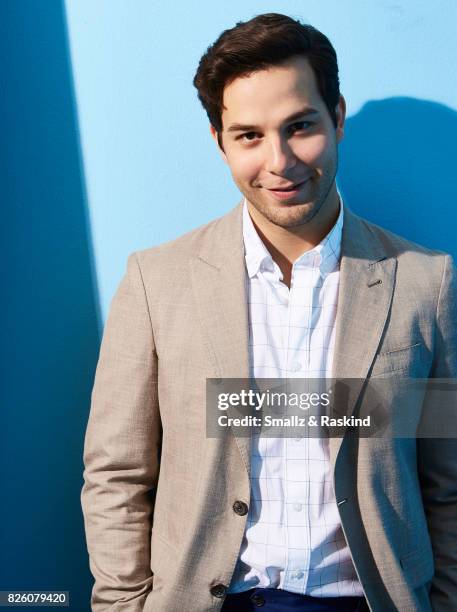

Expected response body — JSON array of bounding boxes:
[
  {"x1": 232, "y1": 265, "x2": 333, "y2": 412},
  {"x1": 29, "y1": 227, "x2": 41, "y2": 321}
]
[{"x1": 81, "y1": 201, "x2": 457, "y2": 612}]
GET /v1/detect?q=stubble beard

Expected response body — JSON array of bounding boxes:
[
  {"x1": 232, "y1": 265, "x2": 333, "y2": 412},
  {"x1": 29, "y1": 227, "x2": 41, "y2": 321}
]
[{"x1": 242, "y1": 153, "x2": 338, "y2": 230}]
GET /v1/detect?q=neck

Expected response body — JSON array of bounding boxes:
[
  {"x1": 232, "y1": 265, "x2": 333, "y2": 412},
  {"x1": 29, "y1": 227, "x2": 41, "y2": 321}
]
[
  {"x1": 247, "y1": 185, "x2": 340, "y2": 265},
  {"x1": 246, "y1": 185, "x2": 341, "y2": 288}
]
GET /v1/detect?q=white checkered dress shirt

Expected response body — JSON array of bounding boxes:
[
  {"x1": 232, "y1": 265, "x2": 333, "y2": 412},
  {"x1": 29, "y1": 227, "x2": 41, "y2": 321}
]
[{"x1": 228, "y1": 197, "x2": 364, "y2": 597}]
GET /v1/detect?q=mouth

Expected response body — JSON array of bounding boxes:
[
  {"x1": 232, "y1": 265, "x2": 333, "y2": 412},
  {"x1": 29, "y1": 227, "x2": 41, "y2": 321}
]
[{"x1": 264, "y1": 178, "x2": 309, "y2": 200}]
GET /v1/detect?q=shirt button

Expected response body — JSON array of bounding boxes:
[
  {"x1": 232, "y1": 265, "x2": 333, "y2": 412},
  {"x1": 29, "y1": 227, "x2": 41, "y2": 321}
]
[
  {"x1": 292, "y1": 570, "x2": 304, "y2": 580},
  {"x1": 293, "y1": 502, "x2": 303, "y2": 512},
  {"x1": 232, "y1": 500, "x2": 249, "y2": 516},
  {"x1": 289, "y1": 362, "x2": 302, "y2": 372},
  {"x1": 210, "y1": 584, "x2": 227, "y2": 598}
]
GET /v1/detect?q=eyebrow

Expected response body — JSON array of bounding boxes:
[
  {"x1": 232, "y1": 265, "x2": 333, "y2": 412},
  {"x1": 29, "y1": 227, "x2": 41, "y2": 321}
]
[{"x1": 226, "y1": 107, "x2": 320, "y2": 133}]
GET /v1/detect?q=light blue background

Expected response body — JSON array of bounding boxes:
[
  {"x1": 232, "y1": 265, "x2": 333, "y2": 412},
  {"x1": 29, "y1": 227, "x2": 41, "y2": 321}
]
[
  {"x1": 1, "y1": 1, "x2": 456, "y2": 608},
  {"x1": 64, "y1": 0, "x2": 457, "y2": 321}
]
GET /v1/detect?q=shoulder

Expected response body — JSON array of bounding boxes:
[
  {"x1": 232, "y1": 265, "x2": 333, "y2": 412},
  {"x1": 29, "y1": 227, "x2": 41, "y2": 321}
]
[
  {"x1": 124, "y1": 202, "x2": 242, "y2": 291},
  {"x1": 355, "y1": 213, "x2": 452, "y2": 276},
  {"x1": 129, "y1": 203, "x2": 241, "y2": 278},
  {"x1": 135, "y1": 214, "x2": 225, "y2": 265}
]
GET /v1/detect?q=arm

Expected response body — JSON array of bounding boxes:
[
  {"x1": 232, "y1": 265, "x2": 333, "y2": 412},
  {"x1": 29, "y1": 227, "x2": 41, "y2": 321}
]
[
  {"x1": 81, "y1": 252, "x2": 161, "y2": 611},
  {"x1": 417, "y1": 254, "x2": 457, "y2": 611}
]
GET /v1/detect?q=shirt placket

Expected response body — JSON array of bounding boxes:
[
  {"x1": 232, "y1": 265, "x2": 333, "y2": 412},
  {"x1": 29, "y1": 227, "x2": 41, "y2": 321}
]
[{"x1": 282, "y1": 263, "x2": 320, "y2": 592}]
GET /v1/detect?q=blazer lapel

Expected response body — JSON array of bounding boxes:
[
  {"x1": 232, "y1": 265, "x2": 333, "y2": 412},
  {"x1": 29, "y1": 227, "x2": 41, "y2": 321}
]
[
  {"x1": 190, "y1": 201, "x2": 252, "y2": 473},
  {"x1": 329, "y1": 206, "x2": 397, "y2": 465}
]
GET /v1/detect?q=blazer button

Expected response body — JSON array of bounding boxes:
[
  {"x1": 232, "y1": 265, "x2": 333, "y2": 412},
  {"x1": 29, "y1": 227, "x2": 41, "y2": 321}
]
[
  {"x1": 233, "y1": 500, "x2": 249, "y2": 515},
  {"x1": 210, "y1": 584, "x2": 227, "y2": 598},
  {"x1": 250, "y1": 592, "x2": 265, "y2": 607}
]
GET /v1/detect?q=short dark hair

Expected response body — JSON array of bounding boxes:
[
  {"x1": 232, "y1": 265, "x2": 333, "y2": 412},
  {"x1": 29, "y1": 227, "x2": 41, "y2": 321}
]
[{"x1": 193, "y1": 13, "x2": 341, "y2": 139}]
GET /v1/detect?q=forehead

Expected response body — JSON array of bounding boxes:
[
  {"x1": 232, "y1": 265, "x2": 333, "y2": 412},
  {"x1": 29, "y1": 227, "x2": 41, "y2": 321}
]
[{"x1": 221, "y1": 56, "x2": 324, "y2": 128}]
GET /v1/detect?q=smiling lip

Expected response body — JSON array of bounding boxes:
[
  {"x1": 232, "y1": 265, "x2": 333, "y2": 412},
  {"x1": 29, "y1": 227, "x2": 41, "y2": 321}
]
[{"x1": 265, "y1": 179, "x2": 309, "y2": 200}]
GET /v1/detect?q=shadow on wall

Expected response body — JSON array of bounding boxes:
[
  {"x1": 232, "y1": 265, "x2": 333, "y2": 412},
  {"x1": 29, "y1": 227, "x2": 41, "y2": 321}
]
[
  {"x1": 0, "y1": 1, "x2": 99, "y2": 608},
  {"x1": 338, "y1": 97, "x2": 457, "y2": 260}
]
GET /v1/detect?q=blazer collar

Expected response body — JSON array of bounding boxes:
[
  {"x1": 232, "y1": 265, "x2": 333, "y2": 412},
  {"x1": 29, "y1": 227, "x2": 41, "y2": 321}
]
[{"x1": 196, "y1": 198, "x2": 390, "y2": 270}]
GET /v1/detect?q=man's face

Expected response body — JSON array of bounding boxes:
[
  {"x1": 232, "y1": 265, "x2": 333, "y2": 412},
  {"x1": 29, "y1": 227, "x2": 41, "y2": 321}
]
[{"x1": 211, "y1": 55, "x2": 345, "y2": 229}]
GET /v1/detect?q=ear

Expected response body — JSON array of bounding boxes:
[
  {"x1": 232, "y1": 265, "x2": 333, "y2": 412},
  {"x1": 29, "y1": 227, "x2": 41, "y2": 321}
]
[
  {"x1": 210, "y1": 125, "x2": 228, "y2": 162},
  {"x1": 335, "y1": 95, "x2": 346, "y2": 143}
]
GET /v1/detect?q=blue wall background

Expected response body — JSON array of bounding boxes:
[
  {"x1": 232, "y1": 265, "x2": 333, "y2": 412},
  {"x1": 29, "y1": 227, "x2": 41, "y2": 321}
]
[
  {"x1": 1, "y1": 1, "x2": 99, "y2": 609},
  {"x1": 64, "y1": 0, "x2": 457, "y2": 320},
  {"x1": 1, "y1": 0, "x2": 456, "y2": 608}
]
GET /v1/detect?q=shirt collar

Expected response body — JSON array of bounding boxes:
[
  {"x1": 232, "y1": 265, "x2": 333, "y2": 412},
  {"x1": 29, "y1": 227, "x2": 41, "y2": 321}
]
[{"x1": 243, "y1": 195, "x2": 344, "y2": 279}]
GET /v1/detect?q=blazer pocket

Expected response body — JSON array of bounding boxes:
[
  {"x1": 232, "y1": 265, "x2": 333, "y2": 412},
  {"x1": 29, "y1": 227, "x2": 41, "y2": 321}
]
[
  {"x1": 400, "y1": 541, "x2": 434, "y2": 589},
  {"x1": 370, "y1": 342, "x2": 423, "y2": 378}
]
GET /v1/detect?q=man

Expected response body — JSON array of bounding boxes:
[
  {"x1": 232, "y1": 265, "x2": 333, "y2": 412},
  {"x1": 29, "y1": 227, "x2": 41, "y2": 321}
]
[{"x1": 81, "y1": 13, "x2": 457, "y2": 612}]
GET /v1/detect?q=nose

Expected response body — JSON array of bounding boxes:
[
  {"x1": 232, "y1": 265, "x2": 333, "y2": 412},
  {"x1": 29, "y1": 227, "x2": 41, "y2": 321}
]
[{"x1": 264, "y1": 135, "x2": 297, "y2": 175}]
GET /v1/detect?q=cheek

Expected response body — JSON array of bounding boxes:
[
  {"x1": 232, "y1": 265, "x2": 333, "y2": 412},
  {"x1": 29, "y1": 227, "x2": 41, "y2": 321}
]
[
  {"x1": 294, "y1": 134, "x2": 331, "y2": 164},
  {"x1": 226, "y1": 151, "x2": 262, "y2": 184}
]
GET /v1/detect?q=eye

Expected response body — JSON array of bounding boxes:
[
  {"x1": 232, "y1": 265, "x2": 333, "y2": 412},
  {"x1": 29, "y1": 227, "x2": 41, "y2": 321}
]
[
  {"x1": 238, "y1": 131, "x2": 260, "y2": 143},
  {"x1": 289, "y1": 120, "x2": 314, "y2": 134}
]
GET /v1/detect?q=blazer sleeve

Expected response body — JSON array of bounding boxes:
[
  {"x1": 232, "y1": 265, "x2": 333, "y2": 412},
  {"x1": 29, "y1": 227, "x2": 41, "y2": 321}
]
[
  {"x1": 81, "y1": 252, "x2": 161, "y2": 611},
  {"x1": 417, "y1": 254, "x2": 457, "y2": 611}
]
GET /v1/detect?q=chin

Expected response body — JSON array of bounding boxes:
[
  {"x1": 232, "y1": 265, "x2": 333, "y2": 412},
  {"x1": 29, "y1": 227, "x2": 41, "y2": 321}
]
[{"x1": 266, "y1": 204, "x2": 317, "y2": 228}]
